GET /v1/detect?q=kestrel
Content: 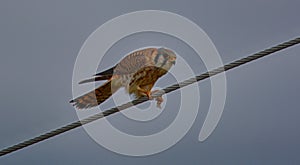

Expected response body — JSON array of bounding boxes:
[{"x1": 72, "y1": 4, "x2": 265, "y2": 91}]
[{"x1": 70, "y1": 47, "x2": 177, "y2": 109}]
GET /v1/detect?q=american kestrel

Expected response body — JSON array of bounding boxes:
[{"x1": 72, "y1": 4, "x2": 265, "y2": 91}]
[{"x1": 70, "y1": 47, "x2": 177, "y2": 109}]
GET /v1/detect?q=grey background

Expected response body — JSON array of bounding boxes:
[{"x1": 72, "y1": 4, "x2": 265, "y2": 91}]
[{"x1": 0, "y1": 0, "x2": 299, "y2": 164}]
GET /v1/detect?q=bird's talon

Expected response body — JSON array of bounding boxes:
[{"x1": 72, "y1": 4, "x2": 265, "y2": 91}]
[{"x1": 155, "y1": 96, "x2": 164, "y2": 109}]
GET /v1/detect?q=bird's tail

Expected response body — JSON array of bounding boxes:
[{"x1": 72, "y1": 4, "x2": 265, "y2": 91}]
[{"x1": 70, "y1": 80, "x2": 120, "y2": 109}]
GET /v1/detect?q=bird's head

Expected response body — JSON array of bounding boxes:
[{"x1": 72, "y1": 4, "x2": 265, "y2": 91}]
[{"x1": 153, "y1": 48, "x2": 177, "y2": 71}]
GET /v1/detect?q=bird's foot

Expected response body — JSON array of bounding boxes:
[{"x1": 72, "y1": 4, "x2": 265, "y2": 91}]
[
  {"x1": 151, "y1": 90, "x2": 164, "y2": 109},
  {"x1": 137, "y1": 87, "x2": 164, "y2": 109}
]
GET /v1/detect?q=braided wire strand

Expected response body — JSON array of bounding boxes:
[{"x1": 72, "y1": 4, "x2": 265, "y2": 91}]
[{"x1": 0, "y1": 37, "x2": 299, "y2": 157}]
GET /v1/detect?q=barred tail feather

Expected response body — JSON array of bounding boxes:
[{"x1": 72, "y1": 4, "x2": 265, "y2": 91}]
[{"x1": 70, "y1": 80, "x2": 118, "y2": 109}]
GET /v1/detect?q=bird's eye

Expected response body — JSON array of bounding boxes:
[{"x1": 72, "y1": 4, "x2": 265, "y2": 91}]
[{"x1": 162, "y1": 53, "x2": 169, "y2": 59}]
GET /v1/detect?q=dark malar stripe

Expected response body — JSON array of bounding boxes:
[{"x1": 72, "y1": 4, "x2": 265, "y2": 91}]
[
  {"x1": 160, "y1": 57, "x2": 168, "y2": 67},
  {"x1": 154, "y1": 53, "x2": 162, "y2": 64}
]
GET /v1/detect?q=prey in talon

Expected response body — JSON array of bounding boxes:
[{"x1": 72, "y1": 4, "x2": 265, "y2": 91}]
[{"x1": 70, "y1": 47, "x2": 176, "y2": 110}]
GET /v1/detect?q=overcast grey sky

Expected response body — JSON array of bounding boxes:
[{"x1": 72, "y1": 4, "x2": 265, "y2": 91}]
[{"x1": 0, "y1": 0, "x2": 300, "y2": 164}]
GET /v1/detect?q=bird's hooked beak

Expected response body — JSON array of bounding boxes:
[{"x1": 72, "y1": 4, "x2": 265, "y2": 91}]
[{"x1": 170, "y1": 57, "x2": 176, "y2": 65}]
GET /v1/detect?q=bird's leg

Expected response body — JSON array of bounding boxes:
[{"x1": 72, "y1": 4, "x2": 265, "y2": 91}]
[
  {"x1": 137, "y1": 86, "x2": 152, "y2": 99},
  {"x1": 137, "y1": 87, "x2": 163, "y2": 109}
]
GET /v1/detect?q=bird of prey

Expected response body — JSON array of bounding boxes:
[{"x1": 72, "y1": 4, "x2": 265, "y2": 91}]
[{"x1": 70, "y1": 47, "x2": 177, "y2": 110}]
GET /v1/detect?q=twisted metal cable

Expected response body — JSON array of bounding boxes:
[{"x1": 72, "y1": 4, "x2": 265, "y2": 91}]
[{"x1": 0, "y1": 37, "x2": 299, "y2": 157}]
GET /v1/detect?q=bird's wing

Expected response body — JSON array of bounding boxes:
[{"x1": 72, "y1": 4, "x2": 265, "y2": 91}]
[
  {"x1": 114, "y1": 48, "x2": 156, "y2": 75},
  {"x1": 78, "y1": 66, "x2": 116, "y2": 84},
  {"x1": 93, "y1": 66, "x2": 116, "y2": 76},
  {"x1": 78, "y1": 48, "x2": 157, "y2": 84}
]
